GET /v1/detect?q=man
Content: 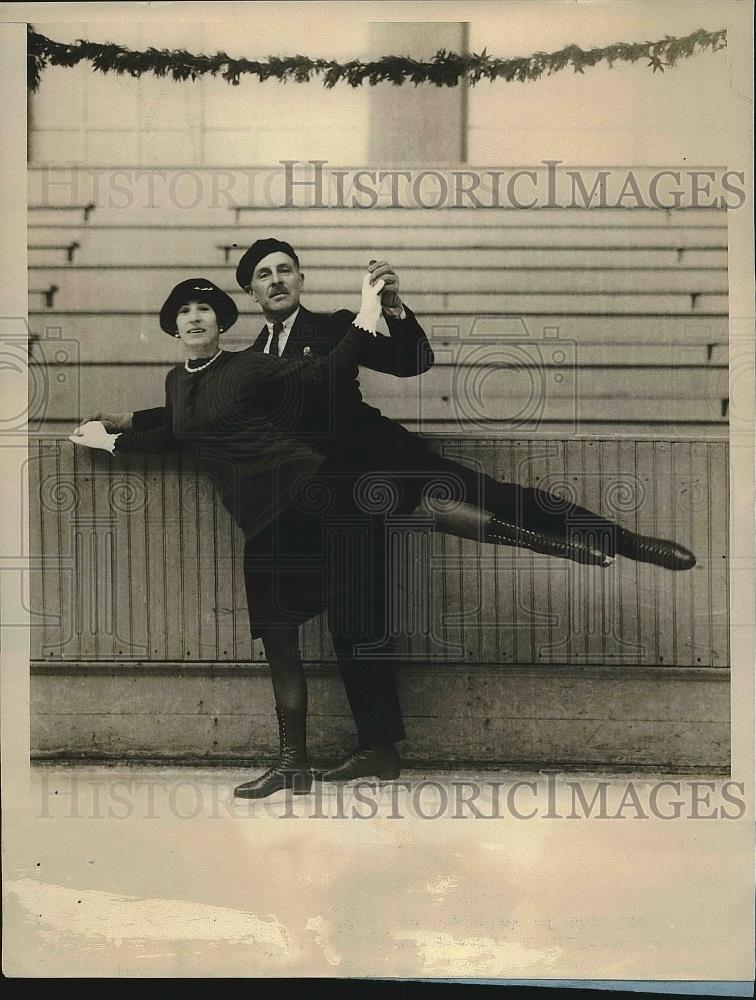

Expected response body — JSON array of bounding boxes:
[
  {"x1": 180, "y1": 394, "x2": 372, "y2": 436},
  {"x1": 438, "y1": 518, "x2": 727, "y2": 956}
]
[{"x1": 86, "y1": 239, "x2": 434, "y2": 784}]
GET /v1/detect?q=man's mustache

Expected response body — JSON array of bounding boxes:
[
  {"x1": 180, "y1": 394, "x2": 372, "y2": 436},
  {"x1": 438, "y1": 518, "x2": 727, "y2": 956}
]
[{"x1": 269, "y1": 285, "x2": 288, "y2": 295}]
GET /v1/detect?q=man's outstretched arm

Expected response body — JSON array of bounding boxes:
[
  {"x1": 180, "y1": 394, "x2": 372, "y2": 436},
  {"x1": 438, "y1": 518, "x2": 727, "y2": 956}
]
[{"x1": 338, "y1": 259, "x2": 435, "y2": 376}]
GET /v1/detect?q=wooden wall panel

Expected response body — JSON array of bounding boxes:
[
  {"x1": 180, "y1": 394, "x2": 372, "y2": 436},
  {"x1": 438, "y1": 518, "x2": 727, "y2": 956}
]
[{"x1": 28, "y1": 437, "x2": 730, "y2": 669}]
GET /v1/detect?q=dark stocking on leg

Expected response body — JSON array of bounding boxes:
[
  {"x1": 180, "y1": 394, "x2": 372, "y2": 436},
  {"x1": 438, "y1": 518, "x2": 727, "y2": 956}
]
[
  {"x1": 413, "y1": 494, "x2": 611, "y2": 566},
  {"x1": 418, "y1": 455, "x2": 616, "y2": 547},
  {"x1": 260, "y1": 625, "x2": 307, "y2": 715},
  {"x1": 414, "y1": 457, "x2": 696, "y2": 570},
  {"x1": 234, "y1": 625, "x2": 312, "y2": 799}
]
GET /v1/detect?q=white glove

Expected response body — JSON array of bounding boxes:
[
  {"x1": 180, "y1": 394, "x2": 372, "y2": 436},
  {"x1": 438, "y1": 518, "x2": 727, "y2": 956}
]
[
  {"x1": 353, "y1": 273, "x2": 385, "y2": 334},
  {"x1": 68, "y1": 420, "x2": 119, "y2": 454}
]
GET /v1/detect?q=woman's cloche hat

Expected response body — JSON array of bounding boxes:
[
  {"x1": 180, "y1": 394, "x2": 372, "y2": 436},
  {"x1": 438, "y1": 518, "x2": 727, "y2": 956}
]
[{"x1": 159, "y1": 278, "x2": 239, "y2": 336}]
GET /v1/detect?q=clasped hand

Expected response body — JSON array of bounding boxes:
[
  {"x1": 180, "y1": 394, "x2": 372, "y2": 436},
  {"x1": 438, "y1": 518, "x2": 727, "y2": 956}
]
[{"x1": 368, "y1": 259, "x2": 401, "y2": 312}]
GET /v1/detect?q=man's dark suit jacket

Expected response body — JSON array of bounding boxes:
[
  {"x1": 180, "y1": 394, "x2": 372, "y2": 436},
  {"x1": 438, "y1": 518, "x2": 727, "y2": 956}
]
[{"x1": 133, "y1": 304, "x2": 434, "y2": 434}]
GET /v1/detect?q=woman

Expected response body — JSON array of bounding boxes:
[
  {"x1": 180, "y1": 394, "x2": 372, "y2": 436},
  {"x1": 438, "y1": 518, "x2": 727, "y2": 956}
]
[{"x1": 71, "y1": 273, "x2": 696, "y2": 797}]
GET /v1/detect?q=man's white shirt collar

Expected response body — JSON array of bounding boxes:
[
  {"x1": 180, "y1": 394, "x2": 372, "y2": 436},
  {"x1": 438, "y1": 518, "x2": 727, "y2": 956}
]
[{"x1": 263, "y1": 307, "x2": 300, "y2": 354}]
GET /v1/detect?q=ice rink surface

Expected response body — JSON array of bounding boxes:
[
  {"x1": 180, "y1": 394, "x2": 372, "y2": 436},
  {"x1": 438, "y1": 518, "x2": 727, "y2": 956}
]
[{"x1": 2, "y1": 763, "x2": 751, "y2": 980}]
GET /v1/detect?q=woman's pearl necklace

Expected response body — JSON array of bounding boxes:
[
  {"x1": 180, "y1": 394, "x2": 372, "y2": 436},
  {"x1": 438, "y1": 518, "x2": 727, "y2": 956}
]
[{"x1": 185, "y1": 349, "x2": 223, "y2": 374}]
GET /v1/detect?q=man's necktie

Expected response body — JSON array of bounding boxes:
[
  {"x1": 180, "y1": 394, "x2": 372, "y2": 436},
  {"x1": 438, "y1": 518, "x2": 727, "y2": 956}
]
[{"x1": 269, "y1": 321, "x2": 284, "y2": 357}]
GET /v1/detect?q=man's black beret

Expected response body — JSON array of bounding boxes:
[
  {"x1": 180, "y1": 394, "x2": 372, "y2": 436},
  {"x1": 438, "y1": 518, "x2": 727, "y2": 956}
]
[{"x1": 235, "y1": 238, "x2": 300, "y2": 290}]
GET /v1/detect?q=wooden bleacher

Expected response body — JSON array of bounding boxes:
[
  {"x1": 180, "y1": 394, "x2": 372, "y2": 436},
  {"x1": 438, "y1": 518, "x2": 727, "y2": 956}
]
[{"x1": 28, "y1": 193, "x2": 728, "y2": 437}]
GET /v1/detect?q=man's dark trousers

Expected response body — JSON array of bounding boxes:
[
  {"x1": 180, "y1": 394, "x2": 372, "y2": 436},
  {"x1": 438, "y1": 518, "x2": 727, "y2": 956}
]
[{"x1": 322, "y1": 474, "x2": 406, "y2": 747}]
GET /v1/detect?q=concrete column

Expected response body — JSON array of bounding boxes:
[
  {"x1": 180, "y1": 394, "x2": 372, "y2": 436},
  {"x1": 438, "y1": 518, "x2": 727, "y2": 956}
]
[{"x1": 366, "y1": 22, "x2": 467, "y2": 165}]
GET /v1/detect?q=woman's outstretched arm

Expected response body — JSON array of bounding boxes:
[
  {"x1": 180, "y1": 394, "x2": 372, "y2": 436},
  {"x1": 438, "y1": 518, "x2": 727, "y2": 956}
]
[{"x1": 70, "y1": 371, "x2": 179, "y2": 455}]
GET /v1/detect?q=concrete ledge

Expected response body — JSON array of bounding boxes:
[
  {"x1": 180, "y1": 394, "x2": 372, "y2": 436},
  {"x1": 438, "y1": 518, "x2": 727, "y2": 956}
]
[{"x1": 31, "y1": 661, "x2": 730, "y2": 771}]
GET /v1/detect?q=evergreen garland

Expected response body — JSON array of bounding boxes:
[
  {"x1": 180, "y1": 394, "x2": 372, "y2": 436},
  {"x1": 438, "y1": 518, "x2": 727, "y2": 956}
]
[{"x1": 27, "y1": 26, "x2": 727, "y2": 93}]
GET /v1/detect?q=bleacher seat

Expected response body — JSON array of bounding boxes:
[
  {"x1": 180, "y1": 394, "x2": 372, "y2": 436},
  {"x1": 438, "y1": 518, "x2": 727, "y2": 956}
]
[{"x1": 27, "y1": 186, "x2": 729, "y2": 436}]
